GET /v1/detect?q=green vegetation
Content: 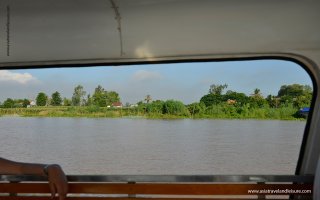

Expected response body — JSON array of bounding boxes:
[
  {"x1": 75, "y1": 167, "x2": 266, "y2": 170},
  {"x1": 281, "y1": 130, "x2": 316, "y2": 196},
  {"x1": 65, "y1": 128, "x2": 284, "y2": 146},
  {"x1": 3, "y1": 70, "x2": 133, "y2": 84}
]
[
  {"x1": 92, "y1": 85, "x2": 120, "y2": 107},
  {"x1": 0, "y1": 83, "x2": 313, "y2": 120},
  {"x1": 2, "y1": 98, "x2": 30, "y2": 108},
  {"x1": 72, "y1": 85, "x2": 86, "y2": 106},
  {"x1": 36, "y1": 92, "x2": 48, "y2": 106},
  {"x1": 51, "y1": 91, "x2": 62, "y2": 106}
]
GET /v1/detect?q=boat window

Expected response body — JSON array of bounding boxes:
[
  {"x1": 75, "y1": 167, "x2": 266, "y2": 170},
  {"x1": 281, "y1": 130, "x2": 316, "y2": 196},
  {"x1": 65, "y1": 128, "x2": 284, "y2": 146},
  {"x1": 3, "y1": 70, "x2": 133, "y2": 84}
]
[{"x1": 0, "y1": 59, "x2": 313, "y2": 175}]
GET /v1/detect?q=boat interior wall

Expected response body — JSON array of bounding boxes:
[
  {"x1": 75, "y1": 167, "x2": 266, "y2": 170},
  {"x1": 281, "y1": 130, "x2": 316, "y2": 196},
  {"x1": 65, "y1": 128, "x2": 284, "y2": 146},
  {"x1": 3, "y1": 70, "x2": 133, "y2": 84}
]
[
  {"x1": 0, "y1": 0, "x2": 319, "y2": 66},
  {"x1": 0, "y1": 0, "x2": 320, "y2": 177}
]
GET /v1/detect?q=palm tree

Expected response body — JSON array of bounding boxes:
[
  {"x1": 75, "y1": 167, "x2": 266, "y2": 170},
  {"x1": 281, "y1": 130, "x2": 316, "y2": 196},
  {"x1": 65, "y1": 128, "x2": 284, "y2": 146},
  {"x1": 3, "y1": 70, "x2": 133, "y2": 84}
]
[
  {"x1": 252, "y1": 88, "x2": 262, "y2": 98},
  {"x1": 144, "y1": 95, "x2": 152, "y2": 103}
]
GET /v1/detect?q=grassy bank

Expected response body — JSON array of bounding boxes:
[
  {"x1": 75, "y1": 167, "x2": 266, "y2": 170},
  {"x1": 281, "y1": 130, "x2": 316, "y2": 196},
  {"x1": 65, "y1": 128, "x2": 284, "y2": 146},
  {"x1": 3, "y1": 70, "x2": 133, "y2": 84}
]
[
  {"x1": 0, "y1": 106, "x2": 133, "y2": 118},
  {"x1": 0, "y1": 105, "x2": 304, "y2": 120},
  {"x1": 191, "y1": 104, "x2": 301, "y2": 120}
]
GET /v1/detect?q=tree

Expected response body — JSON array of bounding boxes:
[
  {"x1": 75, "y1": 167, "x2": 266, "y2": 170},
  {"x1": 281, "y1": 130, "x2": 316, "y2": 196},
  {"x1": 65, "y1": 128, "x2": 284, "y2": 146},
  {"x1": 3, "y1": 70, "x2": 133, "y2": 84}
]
[
  {"x1": 162, "y1": 100, "x2": 190, "y2": 116},
  {"x1": 63, "y1": 98, "x2": 71, "y2": 106},
  {"x1": 72, "y1": 85, "x2": 86, "y2": 106},
  {"x1": 224, "y1": 91, "x2": 249, "y2": 105},
  {"x1": 3, "y1": 98, "x2": 15, "y2": 108},
  {"x1": 209, "y1": 84, "x2": 228, "y2": 95},
  {"x1": 22, "y1": 99, "x2": 30, "y2": 108},
  {"x1": 200, "y1": 84, "x2": 228, "y2": 106},
  {"x1": 12, "y1": 99, "x2": 24, "y2": 108},
  {"x1": 86, "y1": 94, "x2": 93, "y2": 106},
  {"x1": 51, "y1": 91, "x2": 62, "y2": 106},
  {"x1": 187, "y1": 102, "x2": 206, "y2": 116},
  {"x1": 93, "y1": 85, "x2": 107, "y2": 107},
  {"x1": 266, "y1": 95, "x2": 280, "y2": 108},
  {"x1": 146, "y1": 100, "x2": 164, "y2": 113},
  {"x1": 249, "y1": 88, "x2": 265, "y2": 108},
  {"x1": 293, "y1": 95, "x2": 311, "y2": 108},
  {"x1": 145, "y1": 95, "x2": 152, "y2": 103},
  {"x1": 200, "y1": 93, "x2": 224, "y2": 106},
  {"x1": 106, "y1": 91, "x2": 120, "y2": 106},
  {"x1": 278, "y1": 84, "x2": 311, "y2": 98},
  {"x1": 277, "y1": 84, "x2": 312, "y2": 108},
  {"x1": 252, "y1": 88, "x2": 262, "y2": 98},
  {"x1": 92, "y1": 85, "x2": 120, "y2": 107},
  {"x1": 36, "y1": 92, "x2": 48, "y2": 106}
]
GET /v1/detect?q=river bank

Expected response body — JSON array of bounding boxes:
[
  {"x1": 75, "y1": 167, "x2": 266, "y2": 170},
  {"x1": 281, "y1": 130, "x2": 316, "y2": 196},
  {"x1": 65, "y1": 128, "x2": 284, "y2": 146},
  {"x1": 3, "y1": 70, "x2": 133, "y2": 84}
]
[{"x1": 0, "y1": 106, "x2": 304, "y2": 120}]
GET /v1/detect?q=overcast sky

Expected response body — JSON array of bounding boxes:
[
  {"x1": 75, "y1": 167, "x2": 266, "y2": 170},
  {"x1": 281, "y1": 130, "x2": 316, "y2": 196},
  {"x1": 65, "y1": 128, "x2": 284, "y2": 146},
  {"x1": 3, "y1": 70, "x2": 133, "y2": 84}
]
[{"x1": 0, "y1": 60, "x2": 313, "y2": 104}]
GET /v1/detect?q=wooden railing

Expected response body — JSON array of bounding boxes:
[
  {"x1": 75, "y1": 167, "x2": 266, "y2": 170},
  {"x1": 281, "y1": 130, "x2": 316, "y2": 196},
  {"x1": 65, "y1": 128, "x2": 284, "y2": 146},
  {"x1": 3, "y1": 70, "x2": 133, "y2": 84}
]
[{"x1": 0, "y1": 175, "x2": 314, "y2": 200}]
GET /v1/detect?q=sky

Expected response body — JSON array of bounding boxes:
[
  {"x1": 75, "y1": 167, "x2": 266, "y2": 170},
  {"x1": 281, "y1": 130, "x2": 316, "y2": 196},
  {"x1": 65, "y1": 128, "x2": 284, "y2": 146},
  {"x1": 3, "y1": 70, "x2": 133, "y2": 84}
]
[{"x1": 0, "y1": 60, "x2": 313, "y2": 104}]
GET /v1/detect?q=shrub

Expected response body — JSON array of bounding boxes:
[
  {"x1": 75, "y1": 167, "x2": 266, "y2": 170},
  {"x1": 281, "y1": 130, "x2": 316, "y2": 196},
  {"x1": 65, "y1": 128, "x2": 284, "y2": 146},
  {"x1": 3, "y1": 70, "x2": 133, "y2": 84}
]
[{"x1": 162, "y1": 100, "x2": 190, "y2": 116}]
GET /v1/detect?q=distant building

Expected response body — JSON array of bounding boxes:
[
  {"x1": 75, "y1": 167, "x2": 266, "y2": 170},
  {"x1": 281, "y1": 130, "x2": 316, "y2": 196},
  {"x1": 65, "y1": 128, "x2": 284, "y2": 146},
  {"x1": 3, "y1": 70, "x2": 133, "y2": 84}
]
[
  {"x1": 227, "y1": 99, "x2": 237, "y2": 105},
  {"x1": 27, "y1": 100, "x2": 36, "y2": 108},
  {"x1": 112, "y1": 102, "x2": 123, "y2": 108}
]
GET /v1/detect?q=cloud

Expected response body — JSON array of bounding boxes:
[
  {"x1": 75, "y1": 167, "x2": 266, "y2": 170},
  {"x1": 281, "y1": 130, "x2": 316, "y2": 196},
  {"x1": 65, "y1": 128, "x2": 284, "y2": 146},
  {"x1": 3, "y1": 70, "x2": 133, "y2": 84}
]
[
  {"x1": 0, "y1": 70, "x2": 37, "y2": 84},
  {"x1": 132, "y1": 70, "x2": 163, "y2": 82}
]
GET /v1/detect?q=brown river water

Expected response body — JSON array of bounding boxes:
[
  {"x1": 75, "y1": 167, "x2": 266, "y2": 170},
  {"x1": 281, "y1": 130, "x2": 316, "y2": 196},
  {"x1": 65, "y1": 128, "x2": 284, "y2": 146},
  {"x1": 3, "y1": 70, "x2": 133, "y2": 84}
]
[{"x1": 0, "y1": 117, "x2": 306, "y2": 175}]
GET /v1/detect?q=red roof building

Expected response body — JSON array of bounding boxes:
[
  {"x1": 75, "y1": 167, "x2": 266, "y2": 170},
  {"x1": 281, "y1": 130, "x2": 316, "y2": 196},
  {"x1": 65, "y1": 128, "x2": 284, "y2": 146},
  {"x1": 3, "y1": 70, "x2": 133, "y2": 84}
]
[{"x1": 112, "y1": 102, "x2": 123, "y2": 108}]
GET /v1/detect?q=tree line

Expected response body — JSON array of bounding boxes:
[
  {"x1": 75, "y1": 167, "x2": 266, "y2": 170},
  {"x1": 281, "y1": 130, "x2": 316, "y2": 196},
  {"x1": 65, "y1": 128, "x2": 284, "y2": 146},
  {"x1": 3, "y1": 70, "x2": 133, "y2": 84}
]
[
  {"x1": 200, "y1": 83, "x2": 312, "y2": 109},
  {"x1": 134, "y1": 83, "x2": 313, "y2": 118},
  {"x1": 0, "y1": 83, "x2": 313, "y2": 119},
  {"x1": 0, "y1": 85, "x2": 120, "y2": 108}
]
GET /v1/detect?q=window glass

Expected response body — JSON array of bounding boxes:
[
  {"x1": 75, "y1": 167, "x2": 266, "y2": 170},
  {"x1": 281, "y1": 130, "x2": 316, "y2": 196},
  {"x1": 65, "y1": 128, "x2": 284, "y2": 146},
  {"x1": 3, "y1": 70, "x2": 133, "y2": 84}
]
[{"x1": 0, "y1": 60, "x2": 313, "y2": 175}]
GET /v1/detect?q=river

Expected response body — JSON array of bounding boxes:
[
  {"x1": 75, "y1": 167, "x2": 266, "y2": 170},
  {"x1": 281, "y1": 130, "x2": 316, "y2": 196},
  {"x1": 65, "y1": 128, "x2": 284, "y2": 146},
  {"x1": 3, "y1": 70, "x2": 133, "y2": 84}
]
[{"x1": 0, "y1": 117, "x2": 306, "y2": 175}]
